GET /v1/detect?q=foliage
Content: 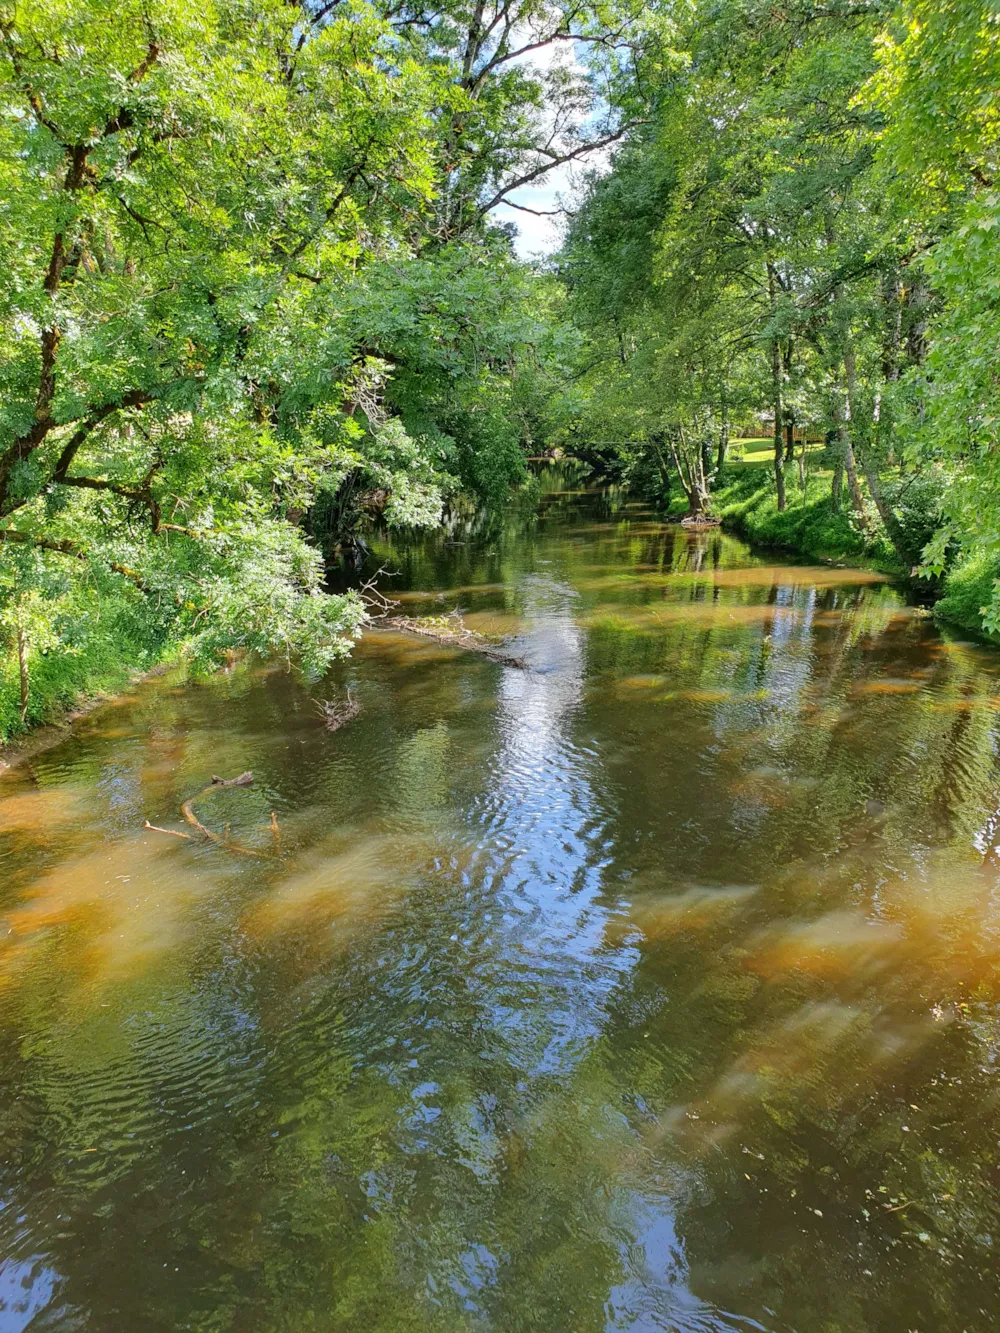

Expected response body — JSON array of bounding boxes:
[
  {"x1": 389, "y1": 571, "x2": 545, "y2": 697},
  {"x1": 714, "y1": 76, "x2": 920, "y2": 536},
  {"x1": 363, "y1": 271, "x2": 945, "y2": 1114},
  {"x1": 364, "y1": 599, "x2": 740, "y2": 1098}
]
[
  {"x1": 934, "y1": 551, "x2": 1000, "y2": 642},
  {"x1": 0, "y1": 0, "x2": 661, "y2": 737},
  {"x1": 553, "y1": 0, "x2": 1000, "y2": 640}
]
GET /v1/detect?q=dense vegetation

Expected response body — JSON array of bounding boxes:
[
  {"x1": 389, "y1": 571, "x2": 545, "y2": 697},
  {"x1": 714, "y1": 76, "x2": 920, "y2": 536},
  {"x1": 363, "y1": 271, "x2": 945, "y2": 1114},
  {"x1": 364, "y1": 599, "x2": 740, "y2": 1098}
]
[
  {"x1": 0, "y1": 0, "x2": 668, "y2": 736},
  {"x1": 2, "y1": 0, "x2": 999, "y2": 738},
  {"x1": 555, "y1": 0, "x2": 1000, "y2": 636}
]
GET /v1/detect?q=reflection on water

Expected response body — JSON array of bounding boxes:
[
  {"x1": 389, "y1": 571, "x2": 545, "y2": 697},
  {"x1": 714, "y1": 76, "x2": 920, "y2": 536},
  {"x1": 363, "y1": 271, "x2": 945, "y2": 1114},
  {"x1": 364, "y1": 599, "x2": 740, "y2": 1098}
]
[{"x1": 2, "y1": 472, "x2": 1000, "y2": 1331}]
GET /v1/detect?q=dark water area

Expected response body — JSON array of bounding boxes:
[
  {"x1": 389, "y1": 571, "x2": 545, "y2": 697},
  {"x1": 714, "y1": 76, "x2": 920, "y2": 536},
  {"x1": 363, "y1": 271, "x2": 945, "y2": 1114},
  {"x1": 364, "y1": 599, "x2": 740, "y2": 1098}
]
[{"x1": 1, "y1": 472, "x2": 999, "y2": 1332}]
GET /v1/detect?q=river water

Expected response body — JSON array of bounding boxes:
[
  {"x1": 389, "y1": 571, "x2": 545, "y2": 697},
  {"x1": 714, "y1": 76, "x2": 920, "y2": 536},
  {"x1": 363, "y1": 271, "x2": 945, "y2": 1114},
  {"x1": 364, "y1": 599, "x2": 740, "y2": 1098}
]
[{"x1": 1, "y1": 473, "x2": 999, "y2": 1332}]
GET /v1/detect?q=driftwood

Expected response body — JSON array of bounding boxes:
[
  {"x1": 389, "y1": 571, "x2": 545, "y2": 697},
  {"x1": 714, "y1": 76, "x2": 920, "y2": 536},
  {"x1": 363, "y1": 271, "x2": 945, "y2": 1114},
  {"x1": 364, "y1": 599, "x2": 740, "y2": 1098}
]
[
  {"x1": 144, "y1": 820, "x2": 191, "y2": 840},
  {"x1": 315, "y1": 688, "x2": 361, "y2": 732},
  {"x1": 178, "y1": 771, "x2": 266, "y2": 857},
  {"x1": 145, "y1": 773, "x2": 280, "y2": 856},
  {"x1": 358, "y1": 568, "x2": 529, "y2": 668},
  {"x1": 381, "y1": 613, "x2": 530, "y2": 669},
  {"x1": 679, "y1": 515, "x2": 722, "y2": 529}
]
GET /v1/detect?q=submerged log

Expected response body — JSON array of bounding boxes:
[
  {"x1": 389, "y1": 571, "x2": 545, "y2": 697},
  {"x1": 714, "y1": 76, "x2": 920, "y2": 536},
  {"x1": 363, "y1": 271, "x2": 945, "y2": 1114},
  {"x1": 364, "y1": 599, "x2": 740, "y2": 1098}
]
[
  {"x1": 179, "y1": 774, "x2": 266, "y2": 857},
  {"x1": 381, "y1": 614, "x2": 529, "y2": 669}
]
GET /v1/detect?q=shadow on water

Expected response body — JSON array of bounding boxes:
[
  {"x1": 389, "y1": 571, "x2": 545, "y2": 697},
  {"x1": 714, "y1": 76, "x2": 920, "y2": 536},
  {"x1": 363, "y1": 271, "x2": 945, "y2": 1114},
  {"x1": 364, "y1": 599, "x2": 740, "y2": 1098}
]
[{"x1": 1, "y1": 468, "x2": 1000, "y2": 1331}]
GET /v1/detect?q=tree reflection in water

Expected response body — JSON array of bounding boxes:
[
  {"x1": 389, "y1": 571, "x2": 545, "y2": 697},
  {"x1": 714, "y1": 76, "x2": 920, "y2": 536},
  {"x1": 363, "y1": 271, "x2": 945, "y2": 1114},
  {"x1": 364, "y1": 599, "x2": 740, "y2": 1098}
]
[{"x1": 0, "y1": 473, "x2": 998, "y2": 1331}]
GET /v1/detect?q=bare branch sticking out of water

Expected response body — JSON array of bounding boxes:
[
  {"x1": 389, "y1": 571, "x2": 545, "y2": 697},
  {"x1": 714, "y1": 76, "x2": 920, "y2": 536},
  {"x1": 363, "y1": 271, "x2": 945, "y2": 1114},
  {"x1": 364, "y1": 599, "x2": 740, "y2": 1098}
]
[
  {"x1": 315, "y1": 688, "x2": 361, "y2": 732},
  {"x1": 211, "y1": 771, "x2": 254, "y2": 787},
  {"x1": 143, "y1": 820, "x2": 191, "y2": 840},
  {"x1": 381, "y1": 612, "x2": 530, "y2": 670},
  {"x1": 359, "y1": 567, "x2": 400, "y2": 620}
]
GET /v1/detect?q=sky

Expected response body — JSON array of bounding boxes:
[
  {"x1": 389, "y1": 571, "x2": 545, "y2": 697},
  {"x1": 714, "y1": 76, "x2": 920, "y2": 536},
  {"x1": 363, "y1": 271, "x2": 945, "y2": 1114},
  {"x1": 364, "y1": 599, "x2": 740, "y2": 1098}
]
[
  {"x1": 488, "y1": 34, "x2": 607, "y2": 260},
  {"x1": 493, "y1": 168, "x2": 573, "y2": 258}
]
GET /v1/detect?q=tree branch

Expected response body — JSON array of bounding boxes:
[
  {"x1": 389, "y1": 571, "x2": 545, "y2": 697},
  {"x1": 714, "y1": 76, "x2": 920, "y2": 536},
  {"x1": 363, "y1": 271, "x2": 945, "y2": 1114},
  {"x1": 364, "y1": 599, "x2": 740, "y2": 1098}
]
[
  {"x1": 477, "y1": 125, "x2": 637, "y2": 217},
  {"x1": 0, "y1": 528, "x2": 146, "y2": 588},
  {"x1": 501, "y1": 200, "x2": 575, "y2": 218}
]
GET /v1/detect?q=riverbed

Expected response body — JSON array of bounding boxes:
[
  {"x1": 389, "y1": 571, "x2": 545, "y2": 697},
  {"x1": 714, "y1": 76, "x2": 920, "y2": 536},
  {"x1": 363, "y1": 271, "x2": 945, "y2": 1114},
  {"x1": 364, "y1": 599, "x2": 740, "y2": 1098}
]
[{"x1": 1, "y1": 474, "x2": 998, "y2": 1331}]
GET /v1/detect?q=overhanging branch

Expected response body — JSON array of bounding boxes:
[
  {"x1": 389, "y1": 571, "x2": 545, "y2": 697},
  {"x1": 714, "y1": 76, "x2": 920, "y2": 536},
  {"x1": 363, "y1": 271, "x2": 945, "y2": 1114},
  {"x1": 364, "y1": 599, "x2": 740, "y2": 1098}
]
[
  {"x1": 477, "y1": 124, "x2": 638, "y2": 217},
  {"x1": 0, "y1": 528, "x2": 146, "y2": 588}
]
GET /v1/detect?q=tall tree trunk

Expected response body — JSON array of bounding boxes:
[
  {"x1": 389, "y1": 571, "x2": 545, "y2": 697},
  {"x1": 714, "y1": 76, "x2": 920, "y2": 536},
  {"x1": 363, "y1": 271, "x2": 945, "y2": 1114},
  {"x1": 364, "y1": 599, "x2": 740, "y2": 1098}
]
[
  {"x1": 771, "y1": 341, "x2": 786, "y2": 512},
  {"x1": 17, "y1": 626, "x2": 29, "y2": 724},
  {"x1": 716, "y1": 421, "x2": 729, "y2": 475},
  {"x1": 844, "y1": 342, "x2": 911, "y2": 565},
  {"x1": 831, "y1": 454, "x2": 844, "y2": 512},
  {"x1": 767, "y1": 263, "x2": 786, "y2": 512},
  {"x1": 784, "y1": 418, "x2": 796, "y2": 464},
  {"x1": 716, "y1": 378, "x2": 729, "y2": 474},
  {"x1": 669, "y1": 427, "x2": 709, "y2": 518},
  {"x1": 843, "y1": 433, "x2": 866, "y2": 520},
  {"x1": 831, "y1": 387, "x2": 866, "y2": 525}
]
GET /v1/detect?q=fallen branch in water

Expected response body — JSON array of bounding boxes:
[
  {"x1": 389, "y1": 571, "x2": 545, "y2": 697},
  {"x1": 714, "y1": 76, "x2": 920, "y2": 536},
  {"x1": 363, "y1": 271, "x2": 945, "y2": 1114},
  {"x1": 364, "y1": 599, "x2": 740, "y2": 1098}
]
[
  {"x1": 315, "y1": 688, "x2": 361, "y2": 732},
  {"x1": 380, "y1": 612, "x2": 529, "y2": 669},
  {"x1": 143, "y1": 820, "x2": 192, "y2": 840},
  {"x1": 359, "y1": 567, "x2": 400, "y2": 620},
  {"x1": 180, "y1": 772, "x2": 266, "y2": 857}
]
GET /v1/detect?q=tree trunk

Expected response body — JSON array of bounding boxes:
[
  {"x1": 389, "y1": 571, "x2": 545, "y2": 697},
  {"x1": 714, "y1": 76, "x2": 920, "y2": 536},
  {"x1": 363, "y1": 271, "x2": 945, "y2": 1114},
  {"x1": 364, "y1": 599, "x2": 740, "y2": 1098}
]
[
  {"x1": 840, "y1": 423, "x2": 867, "y2": 523},
  {"x1": 772, "y1": 342, "x2": 786, "y2": 512},
  {"x1": 716, "y1": 381, "x2": 729, "y2": 474},
  {"x1": 716, "y1": 420, "x2": 729, "y2": 475},
  {"x1": 767, "y1": 263, "x2": 786, "y2": 512},
  {"x1": 17, "y1": 626, "x2": 28, "y2": 724},
  {"x1": 844, "y1": 343, "x2": 911, "y2": 564},
  {"x1": 831, "y1": 456, "x2": 844, "y2": 512},
  {"x1": 784, "y1": 419, "x2": 795, "y2": 463},
  {"x1": 669, "y1": 427, "x2": 710, "y2": 518},
  {"x1": 831, "y1": 387, "x2": 866, "y2": 526}
]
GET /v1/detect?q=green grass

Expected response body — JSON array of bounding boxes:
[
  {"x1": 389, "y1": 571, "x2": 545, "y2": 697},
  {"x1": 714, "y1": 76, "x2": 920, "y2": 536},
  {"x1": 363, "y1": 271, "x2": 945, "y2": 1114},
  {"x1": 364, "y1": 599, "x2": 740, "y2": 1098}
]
[
  {"x1": 678, "y1": 461, "x2": 905, "y2": 574},
  {"x1": 717, "y1": 454, "x2": 1000, "y2": 640},
  {"x1": 0, "y1": 585, "x2": 176, "y2": 745}
]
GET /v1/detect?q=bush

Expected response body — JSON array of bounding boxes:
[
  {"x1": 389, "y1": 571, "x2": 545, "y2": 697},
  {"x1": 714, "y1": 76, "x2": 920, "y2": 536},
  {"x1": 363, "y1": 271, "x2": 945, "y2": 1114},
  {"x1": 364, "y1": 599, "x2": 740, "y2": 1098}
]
[
  {"x1": 0, "y1": 580, "x2": 173, "y2": 743},
  {"x1": 934, "y1": 552, "x2": 1000, "y2": 641}
]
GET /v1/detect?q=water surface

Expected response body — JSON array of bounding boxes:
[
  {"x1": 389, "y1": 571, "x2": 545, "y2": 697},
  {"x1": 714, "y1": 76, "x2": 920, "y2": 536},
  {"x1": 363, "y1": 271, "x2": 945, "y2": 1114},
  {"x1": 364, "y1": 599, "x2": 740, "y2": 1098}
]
[{"x1": 2, "y1": 476, "x2": 999, "y2": 1332}]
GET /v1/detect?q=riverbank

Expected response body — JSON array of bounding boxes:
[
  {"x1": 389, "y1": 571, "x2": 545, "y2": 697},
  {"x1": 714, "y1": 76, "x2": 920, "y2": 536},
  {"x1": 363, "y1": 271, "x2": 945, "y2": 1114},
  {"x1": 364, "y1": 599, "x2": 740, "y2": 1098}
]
[
  {"x1": 0, "y1": 660, "x2": 180, "y2": 774},
  {"x1": 665, "y1": 458, "x2": 999, "y2": 644},
  {"x1": 0, "y1": 573, "x2": 179, "y2": 748},
  {"x1": 4, "y1": 460, "x2": 995, "y2": 752}
]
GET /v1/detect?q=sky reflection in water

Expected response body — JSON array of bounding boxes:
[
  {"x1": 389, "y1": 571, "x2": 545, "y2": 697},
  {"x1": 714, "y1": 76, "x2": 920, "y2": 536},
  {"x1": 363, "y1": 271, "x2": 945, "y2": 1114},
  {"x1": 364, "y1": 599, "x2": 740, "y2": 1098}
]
[{"x1": 1, "y1": 473, "x2": 999, "y2": 1332}]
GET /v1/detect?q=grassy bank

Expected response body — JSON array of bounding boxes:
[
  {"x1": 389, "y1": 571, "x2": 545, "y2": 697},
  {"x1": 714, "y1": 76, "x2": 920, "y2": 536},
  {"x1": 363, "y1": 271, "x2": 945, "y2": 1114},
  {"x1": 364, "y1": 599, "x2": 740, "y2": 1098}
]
[
  {"x1": 710, "y1": 456, "x2": 901, "y2": 573},
  {"x1": 0, "y1": 581, "x2": 176, "y2": 746},
  {"x1": 932, "y1": 553, "x2": 1000, "y2": 642},
  {"x1": 666, "y1": 441, "x2": 1000, "y2": 643}
]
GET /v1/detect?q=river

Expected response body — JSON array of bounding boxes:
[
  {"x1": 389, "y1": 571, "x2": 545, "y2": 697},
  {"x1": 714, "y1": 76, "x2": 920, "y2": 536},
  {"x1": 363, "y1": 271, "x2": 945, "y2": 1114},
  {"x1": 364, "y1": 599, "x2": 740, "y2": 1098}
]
[{"x1": 1, "y1": 471, "x2": 998, "y2": 1332}]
